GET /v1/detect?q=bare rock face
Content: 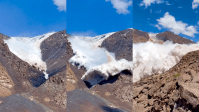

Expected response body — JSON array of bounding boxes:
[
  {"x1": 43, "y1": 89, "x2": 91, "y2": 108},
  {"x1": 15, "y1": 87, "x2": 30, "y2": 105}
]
[
  {"x1": 40, "y1": 30, "x2": 67, "y2": 77},
  {"x1": 101, "y1": 29, "x2": 133, "y2": 61},
  {"x1": 133, "y1": 50, "x2": 199, "y2": 112},
  {"x1": 0, "y1": 33, "x2": 9, "y2": 40},
  {"x1": 156, "y1": 31, "x2": 195, "y2": 44},
  {"x1": 133, "y1": 29, "x2": 150, "y2": 44},
  {"x1": 0, "y1": 63, "x2": 13, "y2": 97},
  {"x1": 0, "y1": 33, "x2": 46, "y2": 94},
  {"x1": 23, "y1": 30, "x2": 69, "y2": 111},
  {"x1": 28, "y1": 70, "x2": 66, "y2": 112}
]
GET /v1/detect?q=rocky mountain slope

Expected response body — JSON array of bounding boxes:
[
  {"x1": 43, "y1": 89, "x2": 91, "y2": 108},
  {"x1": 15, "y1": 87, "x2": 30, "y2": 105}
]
[
  {"x1": 0, "y1": 33, "x2": 45, "y2": 93},
  {"x1": 132, "y1": 29, "x2": 150, "y2": 44},
  {"x1": 156, "y1": 31, "x2": 195, "y2": 44},
  {"x1": 101, "y1": 29, "x2": 133, "y2": 61},
  {"x1": 133, "y1": 29, "x2": 199, "y2": 112},
  {"x1": 133, "y1": 29, "x2": 195, "y2": 44},
  {"x1": 133, "y1": 50, "x2": 199, "y2": 112},
  {"x1": 0, "y1": 31, "x2": 68, "y2": 112},
  {"x1": 66, "y1": 29, "x2": 133, "y2": 112}
]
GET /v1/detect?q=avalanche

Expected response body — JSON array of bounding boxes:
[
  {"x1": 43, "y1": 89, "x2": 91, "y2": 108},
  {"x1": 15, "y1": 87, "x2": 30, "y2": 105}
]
[
  {"x1": 68, "y1": 33, "x2": 132, "y2": 84},
  {"x1": 4, "y1": 32, "x2": 55, "y2": 79},
  {"x1": 133, "y1": 39, "x2": 199, "y2": 82}
]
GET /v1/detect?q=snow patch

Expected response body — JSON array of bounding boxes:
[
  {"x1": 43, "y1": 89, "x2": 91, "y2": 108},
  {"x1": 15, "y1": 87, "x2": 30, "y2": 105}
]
[
  {"x1": 133, "y1": 41, "x2": 199, "y2": 82},
  {"x1": 4, "y1": 32, "x2": 55, "y2": 79}
]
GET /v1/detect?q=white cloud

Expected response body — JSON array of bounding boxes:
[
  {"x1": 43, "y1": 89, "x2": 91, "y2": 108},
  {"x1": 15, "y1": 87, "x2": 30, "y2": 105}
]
[
  {"x1": 165, "y1": 1, "x2": 172, "y2": 5},
  {"x1": 140, "y1": 0, "x2": 164, "y2": 8},
  {"x1": 155, "y1": 10, "x2": 161, "y2": 14},
  {"x1": 155, "y1": 12, "x2": 198, "y2": 37},
  {"x1": 198, "y1": 21, "x2": 199, "y2": 25},
  {"x1": 53, "y1": 0, "x2": 66, "y2": 11},
  {"x1": 155, "y1": 25, "x2": 162, "y2": 30},
  {"x1": 178, "y1": 6, "x2": 183, "y2": 8},
  {"x1": 192, "y1": 0, "x2": 199, "y2": 9},
  {"x1": 105, "y1": 0, "x2": 132, "y2": 14},
  {"x1": 150, "y1": 9, "x2": 152, "y2": 13}
]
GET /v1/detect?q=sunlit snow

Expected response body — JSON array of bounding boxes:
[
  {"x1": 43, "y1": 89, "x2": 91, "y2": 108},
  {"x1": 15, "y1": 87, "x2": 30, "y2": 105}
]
[
  {"x1": 133, "y1": 37, "x2": 199, "y2": 82},
  {"x1": 68, "y1": 33, "x2": 132, "y2": 81},
  {"x1": 4, "y1": 32, "x2": 55, "y2": 79}
]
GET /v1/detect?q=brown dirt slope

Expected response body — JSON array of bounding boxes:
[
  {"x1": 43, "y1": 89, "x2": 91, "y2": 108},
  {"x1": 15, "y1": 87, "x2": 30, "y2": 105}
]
[{"x1": 133, "y1": 50, "x2": 199, "y2": 112}]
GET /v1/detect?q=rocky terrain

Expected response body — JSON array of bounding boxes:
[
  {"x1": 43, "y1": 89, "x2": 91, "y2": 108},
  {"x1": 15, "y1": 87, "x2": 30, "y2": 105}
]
[
  {"x1": 133, "y1": 29, "x2": 199, "y2": 112},
  {"x1": 101, "y1": 29, "x2": 133, "y2": 61},
  {"x1": 0, "y1": 31, "x2": 68, "y2": 112},
  {"x1": 156, "y1": 31, "x2": 195, "y2": 44},
  {"x1": 132, "y1": 29, "x2": 150, "y2": 44},
  {"x1": 133, "y1": 29, "x2": 195, "y2": 44},
  {"x1": 133, "y1": 50, "x2": 199, "y2": 112},
  {"x1": 0, "y1": 33, "x2": 45, "y2": 94},
  {"x1": 66, "y1": 29, "x2": 133, "y2": 112}
]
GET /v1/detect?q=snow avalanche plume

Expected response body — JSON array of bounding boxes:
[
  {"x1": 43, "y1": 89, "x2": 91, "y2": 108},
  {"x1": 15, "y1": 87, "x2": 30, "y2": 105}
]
[
  {"x1": 4, "y1": 32, "x2": 55, "y2": 79},
  {"x1": 133, "y1": 41, "x2": 199, "y2": 82},
  {"x1": 68, "y1": 34, "x2": 132, "y2": 86}
]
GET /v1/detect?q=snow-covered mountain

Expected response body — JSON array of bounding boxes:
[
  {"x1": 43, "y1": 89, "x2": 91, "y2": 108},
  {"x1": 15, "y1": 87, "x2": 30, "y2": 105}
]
[
  {"x1": 68, "y1": 31, "x2": 133, "y2": 87},
  {"x1": 4, "y1": 32, "x2": 55, "y2": 79}
]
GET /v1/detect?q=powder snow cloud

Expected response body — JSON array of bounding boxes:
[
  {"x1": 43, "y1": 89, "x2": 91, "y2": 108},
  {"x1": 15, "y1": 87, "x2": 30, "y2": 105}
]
[
  {"x1": 192, "y1": 0, "x2": 199, "y2": 10},
  {"x1": 105, "y1": 0, "x2": 132, "y2": 14},
  {"x1": 155, "y1": 12, "x2": 198, "y2": 37},
  {"x1": 53, "y1": 0, "x2": 66, "y2": 11},
  {"x1": 133, "y1": 41, "x2": 199, "y2": 82}
]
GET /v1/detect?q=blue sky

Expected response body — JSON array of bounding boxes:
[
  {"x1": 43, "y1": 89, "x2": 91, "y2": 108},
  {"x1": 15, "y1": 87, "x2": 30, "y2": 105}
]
[
  {"x1": 0, "y1": 0, "x2": 66, "y2": 37},
  {"x1": 67, "y1": 0, "x2": 132, "y2": 36},
  {"x1": 134, "y1": 0, "x2": 199, "y2": 42}
]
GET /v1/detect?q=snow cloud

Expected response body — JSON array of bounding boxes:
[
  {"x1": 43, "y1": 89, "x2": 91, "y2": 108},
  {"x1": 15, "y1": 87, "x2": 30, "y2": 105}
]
[
  {"x1": 133, "y1": 41, "x2": 199, "y2": 82},
  {"x1": 140, "y1": 0, "x2": 164, "y2": 8},
  {"x1": 53, "y1": 0, "x2": 66, "y2": 11},
  {"x1": 192, "y1": 0, "x2": 199, "y2": 9},
  {"x1": 155, "y1": 12, "x2": 198, "y2": 37},
  {"x1": 105, "y1": 0, "x2": 132, "y2": 14}
]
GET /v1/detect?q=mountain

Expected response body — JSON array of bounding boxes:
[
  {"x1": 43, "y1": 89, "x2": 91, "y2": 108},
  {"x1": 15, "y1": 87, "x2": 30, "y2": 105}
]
[
  {"x1": 133, "y1": 29, "x2": 199, "y2": 82},
  {"x1": 133, "y1": 29, "x2": 199, "y2": 111},
  {"x1": 156, "y1": 31, "x2": 195, "y2": 44},
  {"x1": 133, "y1": 50, "x2": 199, "y2": 112},
  {"x1": 0, "y1": 31, "x2": 67, "y2": 111},
  {"x1": 133, "y1": 29, "x2": 150, "y2": 43},
  {"x1": 101, "y1": 28, "x2": 133, "y2": 61},
  {"x1": 66, "y1": 29, "x2": 133, "y2": 112},
  {"x1": 133, "y1": 29, "x2": 195, "y2": 44},
  {"x1": 0, "y1": 33, "x2": 45, "y2": 93}
]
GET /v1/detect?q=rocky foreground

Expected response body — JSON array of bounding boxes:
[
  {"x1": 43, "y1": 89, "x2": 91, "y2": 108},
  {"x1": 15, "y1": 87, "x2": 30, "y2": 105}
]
[{"x1": 133, "y1": 29, "x2": 199, "y2": 112}]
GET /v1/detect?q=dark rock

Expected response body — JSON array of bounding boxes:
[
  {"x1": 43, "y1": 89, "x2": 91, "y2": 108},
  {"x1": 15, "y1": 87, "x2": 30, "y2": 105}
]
[
  {"x1": 101, "y1": 29, "x2": 133, "y2": 61},
  {"x1": 156, "y1": 31, "x2": 195, "y2": 44}
]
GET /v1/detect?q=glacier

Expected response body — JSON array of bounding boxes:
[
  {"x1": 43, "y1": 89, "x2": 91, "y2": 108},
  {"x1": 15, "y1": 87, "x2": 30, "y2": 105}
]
[{"x1": 4, "y1": 32, "x2": 55, "y2": 79}]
